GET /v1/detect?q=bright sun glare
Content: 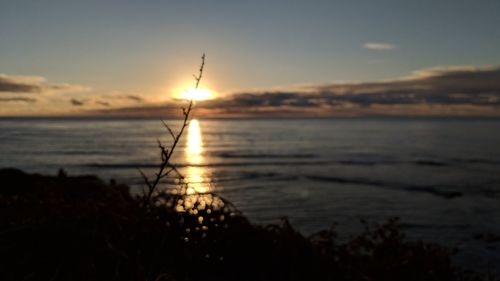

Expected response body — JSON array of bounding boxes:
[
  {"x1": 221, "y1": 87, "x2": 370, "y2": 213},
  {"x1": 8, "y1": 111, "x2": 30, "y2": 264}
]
[{"x1": 180, "y1": 87, "x2": 213, "y2": 101}]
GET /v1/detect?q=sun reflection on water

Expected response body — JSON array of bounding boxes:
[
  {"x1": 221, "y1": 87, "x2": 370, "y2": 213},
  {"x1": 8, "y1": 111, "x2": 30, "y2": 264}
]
[
  {"x1": 185, "y1": 119, "x2": 209, "y2": 194},
  {"x1": 166, "y1": 118, "x2": 238, "y2": 251}
]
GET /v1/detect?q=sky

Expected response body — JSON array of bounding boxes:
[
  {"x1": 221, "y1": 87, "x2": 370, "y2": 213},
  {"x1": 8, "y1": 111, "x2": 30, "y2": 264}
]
[{"x1": 1, "y1": 0, "x2": 500, "y2": 117}]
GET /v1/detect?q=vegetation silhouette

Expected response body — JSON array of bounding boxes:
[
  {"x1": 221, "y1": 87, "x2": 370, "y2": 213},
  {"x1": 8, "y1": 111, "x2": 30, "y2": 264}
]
[
  {"x1": 138, "y1": 53, "x2": 205, "y2": 205},
  {"x1": 5, "y1": 168, "x2": 498, "y2": 281},
  {"x1": 0, "y1": 56, "x2": 498, "y2": 281}
]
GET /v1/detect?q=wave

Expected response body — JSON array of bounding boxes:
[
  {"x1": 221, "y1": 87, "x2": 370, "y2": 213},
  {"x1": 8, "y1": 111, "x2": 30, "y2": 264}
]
[
  {"x1": 85, "y1": 157, "x2": 500, "y2": 170},
  {"x1": 414, "y1": 158, "x2": 500, "y2": 167},
  {"x1": 413, "y1": 160, "x2": 448, "y2": 167},
  {"x1": 451, "y1": 158, "x2": 500, "y2": 165},
  {"x1": 306, "y1": 175, "x2": 463, "y2": 199},
  {"x1": 307, "y1": 175, "x2": 386, "y2": 187},
  {"x1": 216, "y1": 152, "x2": 316, "y2": 159},
  {"x1": 59, "y1": 150, "x2": 119, "y2": 156},
  {"x1": 405, "y1": 186, "x2": 463, "y2": 199},
  {"x1": 86, "y1": 161, "x2": 331, "y2": 169},
  {"x1": 338, "y1": 158, "x2": 500, "y2": 168},
  {"x1": 337, "y1": 160, "x2": 394, "y2": 166},
  {"x1": 399, "y1": 222, "x2": 470, "y2": 230}
]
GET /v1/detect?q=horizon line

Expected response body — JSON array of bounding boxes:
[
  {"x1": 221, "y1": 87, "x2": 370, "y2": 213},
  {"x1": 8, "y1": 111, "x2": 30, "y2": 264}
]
[{"x1": 1, "y1": 115, "x2": 500, "y2": 121}]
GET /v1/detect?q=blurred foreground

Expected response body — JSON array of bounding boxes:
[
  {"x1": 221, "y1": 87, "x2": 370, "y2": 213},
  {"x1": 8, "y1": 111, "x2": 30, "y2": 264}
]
[{"x1": 1, "y1": 169, "x2": 497, "y2": 281}]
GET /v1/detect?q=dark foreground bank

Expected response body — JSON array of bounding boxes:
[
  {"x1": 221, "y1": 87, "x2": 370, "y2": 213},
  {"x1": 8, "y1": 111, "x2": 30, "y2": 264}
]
[{"x1": 0, "y1": 169, "x2": 496, "y2": 281}]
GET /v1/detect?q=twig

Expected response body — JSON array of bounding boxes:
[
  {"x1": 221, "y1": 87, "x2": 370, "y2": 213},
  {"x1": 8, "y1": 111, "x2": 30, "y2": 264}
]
[
  {"x1": 161, "y1": 120, "x2": 176, "y2": 141},
  {"x1": 140, "y1": 53, "x2": 205, "y2": 205}
]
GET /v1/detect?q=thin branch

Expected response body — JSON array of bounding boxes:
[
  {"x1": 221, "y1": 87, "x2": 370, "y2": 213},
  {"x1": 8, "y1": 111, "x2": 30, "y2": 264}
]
[
  {"x1": 138, "y1": 168, "x2": 152, "y2": 188},
  {"x1": 159, "y1": 168, "x2": 175, "y2": 179},
  {"x1": 140, "y1": 53, "x2": 205, "y2": 205},
  {"x1": 161, "y1": 120, "x2": 176, "y2": 141},
  {"x1": 194, "y1": 53, "x2": 206, "y2": 89},
  {"x1": 167, "y1": 163, "x2": 184, "y2": 179},
  {"x1": 138, "y1": 168, "x2": 153, "y2": 196}
]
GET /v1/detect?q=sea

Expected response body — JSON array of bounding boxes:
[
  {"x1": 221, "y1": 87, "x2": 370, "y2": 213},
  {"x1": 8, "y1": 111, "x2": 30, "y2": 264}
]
[{"x1": 1, "y1": 117, "x2": 499, "y2": 270}]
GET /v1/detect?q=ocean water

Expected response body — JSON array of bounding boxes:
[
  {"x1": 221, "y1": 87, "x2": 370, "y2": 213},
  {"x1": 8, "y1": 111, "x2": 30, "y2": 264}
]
[{"x1": 1, "y1": 117, "x2": 500, "y2": 269}]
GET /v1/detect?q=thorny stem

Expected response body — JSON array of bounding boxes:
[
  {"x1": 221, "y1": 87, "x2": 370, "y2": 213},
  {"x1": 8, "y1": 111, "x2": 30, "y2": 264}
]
[{"x1": 140, "y1": 53, "x2": 205, "y2": 206}]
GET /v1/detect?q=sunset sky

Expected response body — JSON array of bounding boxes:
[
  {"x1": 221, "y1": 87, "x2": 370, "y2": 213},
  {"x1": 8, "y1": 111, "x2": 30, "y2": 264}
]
[{"x1": 1, "y1": 0, "x2": 500, "y2": 117}]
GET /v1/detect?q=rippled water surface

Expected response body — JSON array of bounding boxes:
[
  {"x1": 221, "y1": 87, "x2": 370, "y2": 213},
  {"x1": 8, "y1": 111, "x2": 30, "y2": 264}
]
[{"x1": 1, "y1": 117, "x2": 500, "y2": 269}]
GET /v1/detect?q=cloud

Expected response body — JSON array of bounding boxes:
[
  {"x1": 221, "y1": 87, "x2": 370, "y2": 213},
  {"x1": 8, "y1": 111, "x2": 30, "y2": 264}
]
[
  {"x1": 312, "y1": 65, "x2": 500, "y2": 106},
  {"x1": 201, "y1": 92, "x2": 319, "y2": 109},
  {"x1": 90, "y1": 93, "x2": 145, "y2": 108},
  {"x1": 202, "y1": 65, "x2": 500, "y2": 116},
  {"x1": 0, "y1": 74, "x2": 91, "y2": 94},
  {"x1": 126, "y1": 95, "x2": 143, "y2": 102},
  {"x1": 0, "y1": 75, "x2": 41, "y2": 93},
  {"x1": 0, "y1": 97, "x2": 37, "y2": 103},
  {"x1": 363, "y1": 42, "x2": 397, "y2": 50},
  {"x1": 70, "y1": 98, "x2": 86, "y2": 106},
  {"x1": 96, "y1": 100, "x2": 111, "y2": 107},
  {"x1": 89, "y1": 103, "x2": 181, "y2": 117},
  {"x1": 89, "y1": 64, "x2": 500, "y2": 117}
]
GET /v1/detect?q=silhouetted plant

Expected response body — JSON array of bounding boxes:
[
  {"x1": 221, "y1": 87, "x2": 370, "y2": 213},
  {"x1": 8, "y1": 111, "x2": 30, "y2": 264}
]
[
  {"x1": 139, "y1": 54, "x2": 205, "y2": 206},
  {"x1": 1, "y1": 169, "x2": 498, "y2": 280}
]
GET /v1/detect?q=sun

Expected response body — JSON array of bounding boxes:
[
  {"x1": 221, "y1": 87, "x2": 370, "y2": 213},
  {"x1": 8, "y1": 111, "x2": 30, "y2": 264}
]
[{"x1": 179, "y1": 87, "x2": 213, "y2": 101}]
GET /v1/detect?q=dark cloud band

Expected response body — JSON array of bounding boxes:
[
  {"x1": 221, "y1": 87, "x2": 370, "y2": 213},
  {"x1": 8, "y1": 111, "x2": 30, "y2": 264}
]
[
  {"x1": 70, "y1": 99, "x2": 85, "y2": 106},
  {"x1": 0, "y1": 97, "x2": 37, "y2": 103},
  {"x1": 91, "y1": 65, "x2": 500, "y2": 117},
  {"x1": 208, "y1": 66, "x2": 500, "y2": 108},
  {"x1": 0, "y1": 74, "x2": 90, "y2": 94}
]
